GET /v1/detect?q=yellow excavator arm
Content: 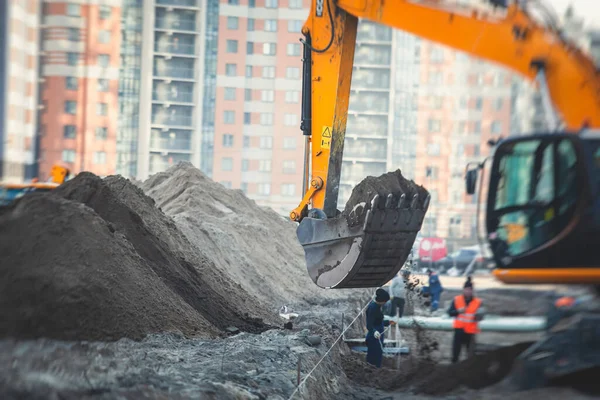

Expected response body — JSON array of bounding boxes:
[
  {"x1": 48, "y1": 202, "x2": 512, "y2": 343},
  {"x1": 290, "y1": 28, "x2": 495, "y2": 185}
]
[{"x1": 291, "y1": 0, "x2": 600, "y2": 289}]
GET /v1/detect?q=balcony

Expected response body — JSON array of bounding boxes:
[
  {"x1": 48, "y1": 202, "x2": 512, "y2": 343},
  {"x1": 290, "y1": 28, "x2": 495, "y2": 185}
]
[
  {"x1": 150, "y1": 138, "x2": 193, "y2": 152},
  {"x1": 356, "y1": 24, "x2": 392, "y2": 43},
  {"x1": 156, "y1": 0, "x2": 198, "y2": 7},
  {"x1": 153, "y1": 67, "x2": 195, "y2": 80},
  {"x1": 344, "y1": 146, "x2": 387, "y2": 160},
  {"x1": 155, "y1": 42, "x2": 196, "y2": 56},
  {"x1": 152, "y1": 89, "x2": 194, "y2": 103},
  {"x1": 155, "y1": 17, "x2": 196, "y2": 32},
  {"x1": 151, "y1": 114, "x2": 194, "y2": 127}
]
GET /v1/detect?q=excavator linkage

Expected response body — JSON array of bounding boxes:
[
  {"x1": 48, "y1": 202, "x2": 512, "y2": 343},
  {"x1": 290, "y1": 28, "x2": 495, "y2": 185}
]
[{"x1": 296, "y1": 193, "x2": 429, "y2": 289}]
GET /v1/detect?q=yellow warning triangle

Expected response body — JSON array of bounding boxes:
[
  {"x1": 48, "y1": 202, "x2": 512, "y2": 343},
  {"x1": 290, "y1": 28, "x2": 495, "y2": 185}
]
[{"x1": 322, "y1": 126, "x2": 332, "y2": 138}]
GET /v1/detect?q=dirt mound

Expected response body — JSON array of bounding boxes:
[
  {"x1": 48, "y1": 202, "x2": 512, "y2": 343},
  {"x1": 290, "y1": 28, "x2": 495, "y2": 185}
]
[
  {"x1": 0, "y1": 172, "x2": 270, "y2": 342},
  {"x1": 343, "y1": 169, "x2": 429, "y2": 217},
  {"x1": 141, "y1": 162, "x2": 354, "y2": 307}
]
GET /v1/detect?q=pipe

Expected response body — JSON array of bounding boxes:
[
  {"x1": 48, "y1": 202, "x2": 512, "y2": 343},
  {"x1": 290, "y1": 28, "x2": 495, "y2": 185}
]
[{"x1": 385, "y1": 315, "x2": 547, "y2": 332}]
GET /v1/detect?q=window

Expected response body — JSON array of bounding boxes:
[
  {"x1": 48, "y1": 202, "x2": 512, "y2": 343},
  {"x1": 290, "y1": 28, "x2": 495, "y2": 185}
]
[
  {"x1": 97, "y1": 79, "x2": 109, "y2": 92},
  {"x1": 67, "y1": 4, "x2": 80, "y2": 16},
  {"x1": 227, "y1": 16, "x2": 239, "y2": 30},
  {"x1": 260, "y1": 136, "x2": 273, "y2": 149},
  {"x1": 241, "y1": 159, "x2": 249, "y2": 171},
  {"x1": 245, "y1": 89, "x2": 252, "y2": 101},
  {"x1": 459, "y1": 96, "x2": 467, "y2": 109},
  {"x1": 247, "y1": 19, "x2": 255, "y2": 31},
  {"x1": 245, "y1": 65, "x2": 253, "y2": 78},
  {"x1": 430, "y1": 47, "x2": 444, "y2": 63},
  {"x1": 283, "y1": 137, "x2": 296, "y2": 149},
  {"x1": 491, "y1": 121, "x2": 502, "y2": 134},
  {"x1": 224, "y1": 110, "x2": 235, "y2": 124},
  {"x1": 98, "y1": 54, "x2": 109, "y2": 67},
  {"x1": 288, "y1": 20, "x2": 303, "y2": 32},
  {"x1": 431, "y1": 96, "x2": 443, "y2": 110},
  {"x1": 96, "y1": 127, "x2": 107, "y2": 140},
  {"x1": 494, "y1": 98, "x2": 503, "y2": 111},
  {"x1": 226, "y1": 40, "x2": 238, "y2": 53},
  {"x1": 265, "y1": 0, "x2": 278, "y2": 8},
  {"x1": 224, "y1": 87, "x2": 236, "y2": 100},
  {"x1": 427, "y1": 143, "x2": 441, "y2": 156},
  {"x1": 281, "y1": 184, "x2": 296, "y2": 196},
  {"x1": 65, "y1": 101, "x2": 77, "y2": 115},
  {"x1": 228, "y1": 0, "x2": 239, "y2": 4},
  {"x1": 428, "y1": 119, "x2": 440, "y2": 132},
  {"x1": 243, "y1": 136, "x2": 250, "y2": 148},
  {"x1": 67, "y1": 52, "x2": 79, "y2": 66},
  {"x1": 425, "y1": 166, "x2": 439, "y2": 180},
  {"x1": 258, "y1": 183, "x2": 271, "y2": 195},
  {"x1": 287, "y1": 43, "x2": 301, "y2": 56},
  {"x1": 93, "y1": 151, "x2": 107, "y2": 165},
  {"x1": 263, "y1": 43, "x2": 276, "y2": 55},
  {"x1": 473, "y1": 121, "x2": 481, "y2": 134},
  {"x1": 220, "y1": 181, "x2": 232, "y2": 189},
  {"x1": 262, "y1": 66, "x2": 275, "y2": 78},
  {"x1": 265, "y1": 20, "x2": 278, "y2": 32},
  {"x1": 289, "y1": 0, "x2": 302, "y2": 8},
  {"x1": 286, "y1": 67, "x2": 300, "y2": 79},
  {"x1": 97, "y1": 103, "x2": 107, "y2": 116},
  {"x1": 475, "y1": 97, "x2": 483, "y2": 110},
  {"x1": 261, "y1": 90, "x2": 274, "y2": 102},
  {"x1": 429, "y1": 71, "x2": 443, "y2": 84},
  {"x1": 249, "y1": 0, "x2": 255, "y2": 7},
  {"x1": 98, "y1": 30, "x2": 110, "y2": 44},
  {"x1": 284, "y1": 113, "x2": 298, "y2": 126},
  {"x1": 495, "y1": 72, "x2": 504, "y2": 87},
  {"x1": 259, "y1": 160, "x2": 272, "y2": 172},
  {"x1": 223, "y1": 134, "x2": 234, "y2": 147},
  {"x1": 246, "y1": 42, "x2": 254, "y2": 55},
  {"x1": 283, "y1": 160, "x2": 296, "y2": 173},
  {"x1": 260, "y1": 113, "x2": 274, "y2": 125},
  {"x1": 62, "y1": 149, "x2": 76, "y2": 163},
  {"x1": 66, "y1": 77, "x2": 78, "y2": 90},
  {"x1": 99, "y1": 5, "x2": 111, "y2": 19},
  {"x1": 68, "y1": 28, "x2": 79, "y2": 41},
  {"x1": 221, "y1": 157, "x2": 233, "y2": 171},
  {"x1": 64, "y1": 125, "x2": 76, "y2": 139},
  {"x1": 241, "y1": 182, "x2": 248, "y2": 193},
  {"x1": 285, "y1": 91, "x2": 299, "y2": 103},
  {"x1": 244, "y1": 112, "x2": 251, "y2": 124},
  {"x1": 225, "y1": 63, "x2": 237, "y2": 76}
]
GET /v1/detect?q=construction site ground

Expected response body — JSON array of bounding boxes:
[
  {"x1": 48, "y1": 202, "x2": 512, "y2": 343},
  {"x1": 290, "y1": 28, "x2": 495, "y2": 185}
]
[{"x1": 0, "y1": 162, "x2": 597, "y2": 400}]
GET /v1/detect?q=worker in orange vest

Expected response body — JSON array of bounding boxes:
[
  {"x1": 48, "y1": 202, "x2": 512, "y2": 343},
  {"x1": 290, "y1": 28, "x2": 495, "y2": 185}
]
[{"x1": 447, "y1": 276, "x2": 484, "y2": 363}]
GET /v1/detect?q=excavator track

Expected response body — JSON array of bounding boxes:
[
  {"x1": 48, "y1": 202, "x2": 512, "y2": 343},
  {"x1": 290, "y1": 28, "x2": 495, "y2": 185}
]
[{"x1": 297, "y1": 193, "x2": 430, "y2": 289}]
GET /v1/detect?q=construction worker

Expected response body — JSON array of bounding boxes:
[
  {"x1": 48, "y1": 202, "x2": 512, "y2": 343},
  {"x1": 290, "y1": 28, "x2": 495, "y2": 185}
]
[
  {"x1": 447, "y1": 276, "x2": 484, "y2": 363},
  {"x1": 365, "y1": 288, "x2": 393, "y2": 368},
  {"x1": 428, "y1": 269, "x2": 444, "y2": 312},
  {"x1": 389, "y1": 273, "x2": 406, "y2": 318}
]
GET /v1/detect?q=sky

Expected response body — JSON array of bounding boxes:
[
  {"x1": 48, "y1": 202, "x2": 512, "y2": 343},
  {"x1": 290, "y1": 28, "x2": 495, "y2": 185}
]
[{"x1": 547, "y1": 0, "x2": 600, "y2": 27}]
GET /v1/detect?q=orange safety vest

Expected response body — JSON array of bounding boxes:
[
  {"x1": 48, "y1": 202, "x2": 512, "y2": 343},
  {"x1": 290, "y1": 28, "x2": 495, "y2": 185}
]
[{"x1": 453, "y1": 295, "x2": 482, "y2": 334}]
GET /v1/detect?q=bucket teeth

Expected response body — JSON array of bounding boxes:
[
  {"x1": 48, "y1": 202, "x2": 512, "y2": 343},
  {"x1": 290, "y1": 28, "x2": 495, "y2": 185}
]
[
  {"x1": 370, "y1": 194, "x2": 380, "y2": 210},
  {"x1": 397, "y1": 193, "x2": 406, "y2": 209},
  {"x1": 385, "y1": 194, "x2": 394, "y2": 208},
  {"x1": 423, "y1": 194, "x2": 431, "y2": 211},
  {"x1": 410, "y1": 193, "x2": 419, "y2": 209}
]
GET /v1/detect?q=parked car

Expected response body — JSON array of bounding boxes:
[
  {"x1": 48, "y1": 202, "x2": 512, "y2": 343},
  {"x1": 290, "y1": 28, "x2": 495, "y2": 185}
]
[{"x1": 434, "y1": 244, "x2": 495, "y2": 275}]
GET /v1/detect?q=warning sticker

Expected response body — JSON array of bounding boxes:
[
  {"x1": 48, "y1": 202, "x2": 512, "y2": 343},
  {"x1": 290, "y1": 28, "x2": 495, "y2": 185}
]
[{"x1": 321, "y1": 126, "x2": 332, "y2": 149}]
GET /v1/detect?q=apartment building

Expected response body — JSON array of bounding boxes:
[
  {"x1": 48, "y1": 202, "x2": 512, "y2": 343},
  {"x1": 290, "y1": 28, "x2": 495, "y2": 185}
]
[
  {"x1": 38, "y1": 1, "x2": 121, "y2": 178},
  {"x1": 134, "y1": 0, "x2": 211, "y2": 179},
  {"x1": 211, "y1": 0, "x2": 307, "y2": 214},
  {"x1": 0, "y1": 1, "x2": 41, "y2": 183}
]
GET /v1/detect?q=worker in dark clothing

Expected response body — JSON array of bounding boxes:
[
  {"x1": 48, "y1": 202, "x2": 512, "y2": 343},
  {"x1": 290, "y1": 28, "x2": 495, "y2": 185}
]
[
  {"x1": 365, "y1": 288, "x2": 394, "y2": 368},
  {"x1": 447, "y1": 277, "x2": 484, "y2": 363}
]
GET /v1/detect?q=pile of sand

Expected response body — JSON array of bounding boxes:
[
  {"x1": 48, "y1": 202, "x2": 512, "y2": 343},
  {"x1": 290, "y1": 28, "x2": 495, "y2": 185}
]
[
  {"x1": 141, "y1": 162, "x2": 355, "y2": 307},
  {"x1": 0, "y1": 173, "x2": 269, "y2": 342}
]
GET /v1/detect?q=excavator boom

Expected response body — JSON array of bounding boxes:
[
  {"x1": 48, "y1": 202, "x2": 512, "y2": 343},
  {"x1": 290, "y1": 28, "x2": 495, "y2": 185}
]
[{"x1": 292, "y1": 0, "x2": 600, "y2": 289}]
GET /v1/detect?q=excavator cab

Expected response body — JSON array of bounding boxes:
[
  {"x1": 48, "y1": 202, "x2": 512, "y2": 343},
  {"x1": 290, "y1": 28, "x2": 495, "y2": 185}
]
[{"x1": 470, "y1": 132, "x2": 600, "y2": 284}]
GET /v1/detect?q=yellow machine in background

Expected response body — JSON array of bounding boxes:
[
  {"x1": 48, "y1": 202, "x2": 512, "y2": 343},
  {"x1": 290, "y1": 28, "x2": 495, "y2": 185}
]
[{"x1": 0, "y1": 165, "x2": 70, "y2": 206}]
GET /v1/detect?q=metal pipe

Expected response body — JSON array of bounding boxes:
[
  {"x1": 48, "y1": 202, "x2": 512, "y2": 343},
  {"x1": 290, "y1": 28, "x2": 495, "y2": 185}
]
[{"x1": 385, "y1": 315, "x2": 547, "y2": 332}]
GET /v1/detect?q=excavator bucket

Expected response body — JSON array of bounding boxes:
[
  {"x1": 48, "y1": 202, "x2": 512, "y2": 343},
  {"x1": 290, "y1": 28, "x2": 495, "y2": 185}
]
[{"x1": 297, "y1": 193, "x2": 430, "y2": 289}]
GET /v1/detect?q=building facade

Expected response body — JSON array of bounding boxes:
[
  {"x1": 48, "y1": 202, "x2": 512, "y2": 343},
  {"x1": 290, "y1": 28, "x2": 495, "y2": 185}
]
[
  {"x1": 134, "y1": 0, "x2": 210, "y2": 179},
  {"x1": 38, "y1": 0, "x2": 121, "y2": 178},
  {"x1": 0, "y1": 1, "x2": 41, "y2": 183}
]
